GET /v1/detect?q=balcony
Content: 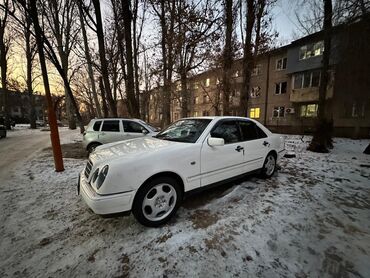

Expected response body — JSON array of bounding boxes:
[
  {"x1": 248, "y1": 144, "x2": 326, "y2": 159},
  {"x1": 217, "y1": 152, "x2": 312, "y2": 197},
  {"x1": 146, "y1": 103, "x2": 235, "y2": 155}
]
[{"x1": 290, "y1": 86, "x2": 333, "y2": 102}]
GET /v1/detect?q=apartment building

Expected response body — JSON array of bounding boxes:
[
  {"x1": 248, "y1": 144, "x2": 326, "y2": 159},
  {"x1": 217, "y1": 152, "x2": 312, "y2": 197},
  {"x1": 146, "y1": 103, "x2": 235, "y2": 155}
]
[
  {"x1": 148, "y1": 16, "x2": 370, "y2": 138},
  {"x1": 0, "y1": 89, "x2": 46, "y2": 123}
]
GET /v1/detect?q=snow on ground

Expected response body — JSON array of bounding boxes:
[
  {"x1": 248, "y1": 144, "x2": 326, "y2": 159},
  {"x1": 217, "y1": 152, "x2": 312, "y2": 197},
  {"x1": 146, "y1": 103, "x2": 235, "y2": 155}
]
[{"x1": 0, "y1": 134, "x2": 369, "y2": 278}]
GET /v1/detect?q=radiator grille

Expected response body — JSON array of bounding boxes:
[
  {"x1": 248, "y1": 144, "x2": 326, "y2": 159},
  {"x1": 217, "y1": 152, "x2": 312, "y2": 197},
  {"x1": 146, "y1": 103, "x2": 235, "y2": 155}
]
[{"x1": 84, "y1": 160, "x2": 93, "y2": 178}]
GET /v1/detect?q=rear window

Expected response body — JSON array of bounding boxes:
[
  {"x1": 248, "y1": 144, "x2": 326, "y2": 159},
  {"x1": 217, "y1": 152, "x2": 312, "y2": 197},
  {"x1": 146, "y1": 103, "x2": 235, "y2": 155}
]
[
  {"x1": 93, "y1": 121, "x2": 102, "y2": 131},
  {"x1": 101, "y1": 120, "x2": 120, "y2": 132},
  {"x1": 122, "y1": 120, "x2": 146, "y2": 133},
  {"x1": 238, "y1": 120, "x2": 267, "y2": 141}
]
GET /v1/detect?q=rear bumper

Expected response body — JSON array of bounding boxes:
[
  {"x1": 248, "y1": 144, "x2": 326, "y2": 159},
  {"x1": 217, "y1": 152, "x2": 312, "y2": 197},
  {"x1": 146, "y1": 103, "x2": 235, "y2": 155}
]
[{"x1": 78, "y1": 172, "x2": 134, "y2": 215}]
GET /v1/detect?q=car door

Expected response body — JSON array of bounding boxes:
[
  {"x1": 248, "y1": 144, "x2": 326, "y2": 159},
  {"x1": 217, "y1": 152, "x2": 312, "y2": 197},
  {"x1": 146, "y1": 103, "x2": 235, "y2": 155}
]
[
  {"x1": 122, "y1": 120, "x2": 148, "y2": 140},
  {"x1": 98, "y1": 120, "x2": 123, "y2": 144},
  {"x1": 200, "y1": 120, "x2": 246, "y2": 186},
  {"x1": 238, "y1": 120, "x2": 270, "y2": 172}
]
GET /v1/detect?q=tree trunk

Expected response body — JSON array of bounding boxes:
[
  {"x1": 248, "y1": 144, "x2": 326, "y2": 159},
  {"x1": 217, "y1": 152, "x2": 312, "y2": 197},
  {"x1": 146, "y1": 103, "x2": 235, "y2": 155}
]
[
  {"x1": 77, "y1": 0, "x2": 102, "y2": 118},
  {"x1": 92, "y1": 0, "x2": 117, "y2": 117},
  {"x1": 308, "y1": 0, "x2": 333, "y2": 153},
  {"x1": 121, "y1": 0, "x2": 140, "y2": 118},
  {"x1": 0, "y1": 1, "x2": 10, "y2": 130},
  {"x1": 29, "y1": 0, "x2": 64, "y2": 172},
  {"x1": 222, "y1": 0, "x2": 233, "y2": 116},
  {"x1": 180, "y1": 70, "x2": 188, "y2": 118},
  {"x1": 25, "y1": 11, "x2": 36, "y2": 129},
  {"x1": 99, "y1": 77, "x2": 109, "y2": 118},
  {"x1": 239, "y1": 0, "x2": 255, "y2": 116}
]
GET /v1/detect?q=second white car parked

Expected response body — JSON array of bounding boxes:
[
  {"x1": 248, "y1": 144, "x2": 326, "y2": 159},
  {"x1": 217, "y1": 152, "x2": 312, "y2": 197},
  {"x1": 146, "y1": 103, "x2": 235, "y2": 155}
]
[
  {"x1": 78, "y1": 116, "x2": 285, "y2": 227},
  {"x1": 82, "y1": 118, "x2": 158, "y2": 152}
]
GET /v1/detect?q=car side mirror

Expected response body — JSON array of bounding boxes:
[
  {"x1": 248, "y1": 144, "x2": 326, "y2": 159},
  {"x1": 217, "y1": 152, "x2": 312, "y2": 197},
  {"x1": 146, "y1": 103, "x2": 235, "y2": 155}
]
[
  {"x1": 208, "y1": 137, "x2": 225, "y2": 147},
  {"x1": 142, "y1": 129, "x2": 149, "y2": 134}
]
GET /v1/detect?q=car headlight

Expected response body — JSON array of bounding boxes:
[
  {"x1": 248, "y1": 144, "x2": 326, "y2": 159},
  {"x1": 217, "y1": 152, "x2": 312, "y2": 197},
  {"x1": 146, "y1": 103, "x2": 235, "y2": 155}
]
[
  {"x1": 92, "y1": 168, "x2": 99, "y2": 183},
  {"x1": 96, "y1": 165, "x2": 109, "y2": 189}
]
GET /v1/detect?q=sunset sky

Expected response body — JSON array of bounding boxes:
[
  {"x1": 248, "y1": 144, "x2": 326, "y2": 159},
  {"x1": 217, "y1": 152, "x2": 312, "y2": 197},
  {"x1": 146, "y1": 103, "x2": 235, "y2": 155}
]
[{"x1": 4, "y1": 0, "x2": 304, "y2": 96}]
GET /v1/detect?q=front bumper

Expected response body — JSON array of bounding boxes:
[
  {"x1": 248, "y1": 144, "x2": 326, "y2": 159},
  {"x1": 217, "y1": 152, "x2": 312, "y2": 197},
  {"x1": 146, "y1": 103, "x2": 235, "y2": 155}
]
[{"x1": 78, "y1": 172, "x2": 135, "y2": 215}]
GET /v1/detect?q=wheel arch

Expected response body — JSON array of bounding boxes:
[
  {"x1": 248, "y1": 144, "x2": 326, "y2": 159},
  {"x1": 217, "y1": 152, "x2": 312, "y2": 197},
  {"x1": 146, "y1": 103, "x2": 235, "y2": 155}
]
[
  {"x1": 267, "y1": 149, "x2": 277, "y2": 159},
  {"x1": 138, "y1": 171, "x2": 185, "y2": 197},
  {"x1": 86, "y1": 141, "x2": 102, "y2": 151}
]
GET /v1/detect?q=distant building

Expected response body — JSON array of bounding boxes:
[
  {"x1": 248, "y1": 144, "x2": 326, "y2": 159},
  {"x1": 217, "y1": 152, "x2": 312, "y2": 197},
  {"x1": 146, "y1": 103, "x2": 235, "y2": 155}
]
[
  {"x1": 148, "y1": 16, "x2": 370, "y2": 138},
  {"x1": 0, "y1": 89, "x2": 46, "y2": 123}
]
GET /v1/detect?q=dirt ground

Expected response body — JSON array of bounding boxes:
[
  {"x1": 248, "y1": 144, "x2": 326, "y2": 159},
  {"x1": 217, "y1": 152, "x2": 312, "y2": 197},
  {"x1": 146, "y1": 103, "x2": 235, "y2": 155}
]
[{"x1": 0, "y1": 135, "x2": 369, "y2": 278}]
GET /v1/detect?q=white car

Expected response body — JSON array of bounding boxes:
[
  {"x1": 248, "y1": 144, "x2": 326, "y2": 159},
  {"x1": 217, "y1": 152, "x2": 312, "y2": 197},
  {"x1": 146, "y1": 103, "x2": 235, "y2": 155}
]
[
  {"x1": 82, "y1": 118, "x2": 158, "y2": 152},
  {"x1": 78, "y1": 117, "x2": 285, "y2": 227}
]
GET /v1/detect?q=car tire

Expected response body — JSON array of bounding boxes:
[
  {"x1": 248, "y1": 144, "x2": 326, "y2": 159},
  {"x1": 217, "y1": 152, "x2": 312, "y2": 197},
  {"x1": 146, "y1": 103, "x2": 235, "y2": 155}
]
[
  {"x1": 87, "y1": 142, "x2": 101, "y2": 153},
  {"x1": 260, "y1": 152, "x2": 277, "y2": 179},
  {"x1": 132, "y1": 176, "x2": 182, "y2": 227}
]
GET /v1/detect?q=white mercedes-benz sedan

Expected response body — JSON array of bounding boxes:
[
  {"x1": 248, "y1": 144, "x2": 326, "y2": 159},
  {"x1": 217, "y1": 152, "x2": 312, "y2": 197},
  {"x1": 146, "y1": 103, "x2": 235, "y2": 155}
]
[{"x1": 78, "y1": 116, "x2": 285, "y2": 227}]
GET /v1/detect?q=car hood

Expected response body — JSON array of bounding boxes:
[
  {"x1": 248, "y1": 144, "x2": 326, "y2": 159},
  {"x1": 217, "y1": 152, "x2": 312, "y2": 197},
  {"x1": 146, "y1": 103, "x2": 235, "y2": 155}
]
[{"x1": 89, "y1": 137, "x2": 179, "y2": 165}]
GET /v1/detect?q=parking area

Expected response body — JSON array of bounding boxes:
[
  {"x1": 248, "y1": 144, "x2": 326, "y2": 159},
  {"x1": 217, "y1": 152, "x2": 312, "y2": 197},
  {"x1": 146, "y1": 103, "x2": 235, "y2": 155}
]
[{"x1": 0, "y1": 131, "x2": 369, "y2": 277}]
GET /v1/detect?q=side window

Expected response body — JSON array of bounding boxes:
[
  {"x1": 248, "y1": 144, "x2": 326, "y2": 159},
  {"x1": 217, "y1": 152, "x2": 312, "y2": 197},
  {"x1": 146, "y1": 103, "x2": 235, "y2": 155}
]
[
  {"x1": 238, "y1": 121, "x2": 259, "y2": 141},
  {"x1": 255, "y1": 126, "x2": 267, "y2": 138},
  {"x1": 101, "y1": 120, "x2": 120, "y2": 132},
  {"x1": 211, "y1": 121, "x2": 241, "y2": 144},
  {"x1": 123, "y1": 121, "x2": 146, "y2": 133},
  {"x1": 93, "y1": 121, "x2": 102, "y2": 131}
]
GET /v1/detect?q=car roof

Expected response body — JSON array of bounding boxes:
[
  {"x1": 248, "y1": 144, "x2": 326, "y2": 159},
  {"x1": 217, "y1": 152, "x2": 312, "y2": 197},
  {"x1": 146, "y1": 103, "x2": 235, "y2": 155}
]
[
  {"x1": 182, "y1": 116, "x2": 254, "y2": 121},
  {"x1": 91, "y1": 118, "x2": 142, "y2": 121}
]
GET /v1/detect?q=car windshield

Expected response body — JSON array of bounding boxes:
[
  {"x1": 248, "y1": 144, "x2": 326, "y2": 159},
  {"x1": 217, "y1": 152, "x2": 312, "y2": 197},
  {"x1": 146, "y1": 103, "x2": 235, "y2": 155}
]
[
  {"x1": 138, "y1": 120, "x2": 158, "y2": 132},
  {"x1": 155, "y1": 119, "x2": 212, "y2": 143}
]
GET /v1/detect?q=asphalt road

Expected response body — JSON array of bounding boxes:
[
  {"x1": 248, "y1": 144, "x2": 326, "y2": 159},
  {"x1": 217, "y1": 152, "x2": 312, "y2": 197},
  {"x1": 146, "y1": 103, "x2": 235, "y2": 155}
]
[{"x1": 0, "y1": 128, "x2": 70, "y2": 182}]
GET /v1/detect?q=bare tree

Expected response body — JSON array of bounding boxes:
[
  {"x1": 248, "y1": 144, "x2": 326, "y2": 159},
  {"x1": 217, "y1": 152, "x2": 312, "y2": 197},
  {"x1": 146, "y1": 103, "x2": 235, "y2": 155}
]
[
  {"x1": 239, "y1": 0, "x2": 276, "y2": 116},
  {"x1": 0, "y1": 0, "x2": 10, "y2": 129},
  {"x1": 25, "y1": 0, "x2": 64, "y2": 171},
  {"x1": 222, "y1": 0, "x2": 234, "y2": 116},
  {"x1": 92, "y1": 0, "x2": 117, "y2": 117},
  {"x1": 239, "y1": 0, "x2": 256, "y2": 116},
  {"x1": 175, "y1": 0, "x2": 221, "y2": 118},
  {"x1": 23, "y1": 0, "x2": 37, "y2": 128},
  {"x1": 308, "y1": 0, "x2": 333, "y2": 153},
  {"x1": 295, "y1": 0, "x2": 370, "y2": 35},
  {"x1": 121, "y1": 0, "x2": 140, "y2": 118},
  {"x1": 77, "y1": 0, "x2": 102, "y2": 118},
  {"x1": 150, "y1": 0, "x2": 176, "y2": 127},
  {"x1": 42, "y1": 0, "x2": 79, "y2": 129}
]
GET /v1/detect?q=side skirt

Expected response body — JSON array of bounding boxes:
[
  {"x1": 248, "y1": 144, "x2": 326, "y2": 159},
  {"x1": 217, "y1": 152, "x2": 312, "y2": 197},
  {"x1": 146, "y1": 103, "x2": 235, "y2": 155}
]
[{"x1": 184, "y1": 168, "x2": 262, "y2": 199}]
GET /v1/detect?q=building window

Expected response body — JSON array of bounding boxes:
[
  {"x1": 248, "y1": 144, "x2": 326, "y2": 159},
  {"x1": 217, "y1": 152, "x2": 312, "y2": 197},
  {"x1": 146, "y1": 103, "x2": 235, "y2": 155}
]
[
  {"x1": 216, "y1": 78, "x2": 220, "y2": 85},
  {"x1": 203, "y1": 94, "x2": 209, "y2": 104},
  {"x1": 251, "y1": 64, "x2": 262, "y2": 76},
  {"x1": 202, "y1": 111, "x2": 210, "y2": 116},
  {"x1": 194, "y1": 82, "x2": 199, "y2": 89},
  {"x1": 250, "y1": 86, "x2": 261, "y2": 98},
  {"x1": 300, "y1": 104, "x2": 318, "y2": 117},
  {"x1": 299, "y1": 41, "x2": 324, "y2": 60},
  {"x1": 194, "y1": 96, "x2": 199, "y2": 104},
  {"x1": 273, "y1": 106, "x2": 285, "y2": 118},
  {"x1": 275, "y1": 82, "x2": 287, "y2": 95},
  {"x1": 276, "y1": 57, "x2": 287, "y2": 70},
  {"x1": 249, "y1": 107, "x2": 260, "y2": 119},
  {"x1": 293, "y1": 70, "x2": 321, "y2": 89},
  {"x1": 205, "y1": 78, "x2": 210, "y2": 87},
  {"x1": 194, "y1": 111, "x2": 199, "y2": 117},
  {"x1": 352, "y1": 102, "x2": 365, "y2": 118}
]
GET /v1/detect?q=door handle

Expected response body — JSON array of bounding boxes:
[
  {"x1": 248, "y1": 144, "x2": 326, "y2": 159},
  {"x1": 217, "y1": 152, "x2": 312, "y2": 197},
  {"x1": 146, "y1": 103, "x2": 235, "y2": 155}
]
[
  {"x1": 263, "y1": 141, "x2": 269, "y2": 146},
  {"x1": 235, "y1": 145, "x2": 244, "y2": 152}
]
